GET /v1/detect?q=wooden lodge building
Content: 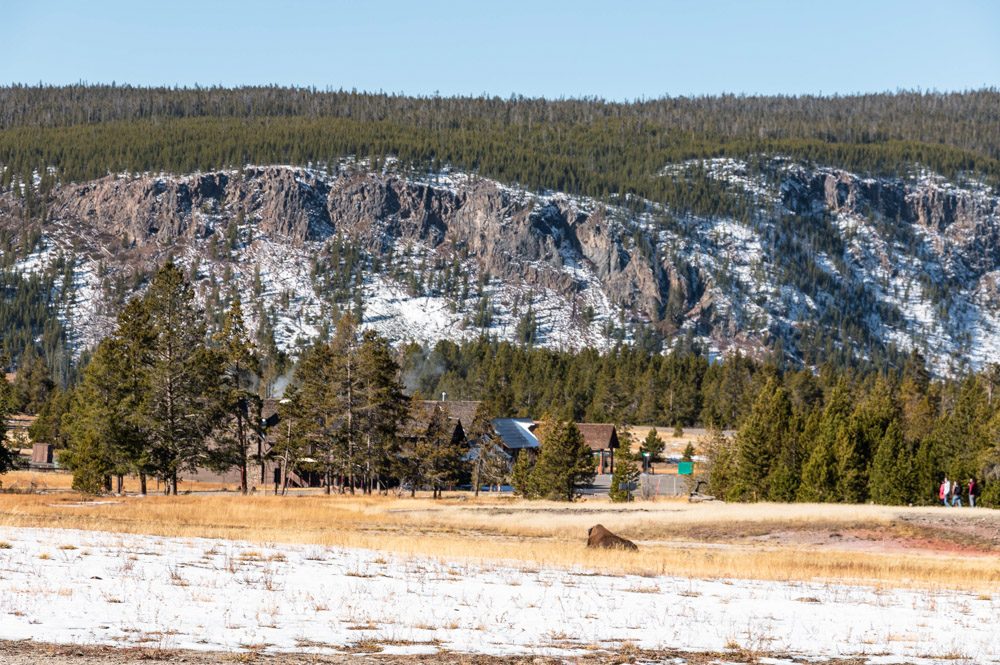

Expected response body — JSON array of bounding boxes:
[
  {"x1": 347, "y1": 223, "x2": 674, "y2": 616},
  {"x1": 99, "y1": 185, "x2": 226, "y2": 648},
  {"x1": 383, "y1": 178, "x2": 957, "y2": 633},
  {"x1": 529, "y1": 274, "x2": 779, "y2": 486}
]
[{"x1": 491, "y1": 418, "x2": 620, "y2": 475}]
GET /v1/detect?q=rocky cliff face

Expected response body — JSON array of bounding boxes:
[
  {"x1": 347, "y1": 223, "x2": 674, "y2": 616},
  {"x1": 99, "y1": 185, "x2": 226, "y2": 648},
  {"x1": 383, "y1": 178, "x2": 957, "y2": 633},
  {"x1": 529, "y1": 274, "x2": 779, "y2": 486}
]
[
  {"x1": 3, "y1": 159, "x2": 999, "y2": 375},
  {"x1": 43, "y1": 166, "x2": 676, "y2": 323},
  {"x1": 782, "y1": 165, "x2": 1000, "y2": 275}
]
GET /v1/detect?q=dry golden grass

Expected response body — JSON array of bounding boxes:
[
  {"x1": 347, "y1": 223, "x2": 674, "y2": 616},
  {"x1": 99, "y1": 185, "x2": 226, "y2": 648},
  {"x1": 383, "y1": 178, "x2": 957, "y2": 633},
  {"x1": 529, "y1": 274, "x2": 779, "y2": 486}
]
[
  {"x1": 2, "y1": 492, "x2": 998, "y2": 591},
  {"x1": 1, "y1": 470, "x2": 246, "y2": 493}
]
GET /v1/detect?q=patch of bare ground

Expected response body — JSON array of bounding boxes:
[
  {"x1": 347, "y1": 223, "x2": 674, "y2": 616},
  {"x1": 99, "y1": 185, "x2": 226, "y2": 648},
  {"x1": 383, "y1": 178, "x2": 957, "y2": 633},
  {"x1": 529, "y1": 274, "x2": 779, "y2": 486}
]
[
  {"x1": 0, "y1": 639, "x2": 875, "y2": 665},
  {"x1": 735, "y1": 514, "x2": 1000, "y2": 556}
]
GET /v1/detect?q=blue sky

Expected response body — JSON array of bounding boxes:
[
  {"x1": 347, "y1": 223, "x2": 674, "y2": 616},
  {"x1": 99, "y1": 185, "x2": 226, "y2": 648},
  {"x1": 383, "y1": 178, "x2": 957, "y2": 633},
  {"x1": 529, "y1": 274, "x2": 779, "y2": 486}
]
[{"x1": 3, "y1": 0, "x2": 998, "y2": 99}]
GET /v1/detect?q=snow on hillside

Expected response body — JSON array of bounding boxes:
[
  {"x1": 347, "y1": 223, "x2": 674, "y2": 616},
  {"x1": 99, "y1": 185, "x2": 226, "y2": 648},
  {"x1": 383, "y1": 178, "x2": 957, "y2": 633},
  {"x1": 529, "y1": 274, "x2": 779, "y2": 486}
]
[
  {"x1": 0, "y1": 526, "x2": 997, "y2": 662},
  {"x1": 7, "y1": 159, "x2": 1000, "y2": 375},
  {"x1": 10, "y1": 165, "x2": 626, "y2": 356}
]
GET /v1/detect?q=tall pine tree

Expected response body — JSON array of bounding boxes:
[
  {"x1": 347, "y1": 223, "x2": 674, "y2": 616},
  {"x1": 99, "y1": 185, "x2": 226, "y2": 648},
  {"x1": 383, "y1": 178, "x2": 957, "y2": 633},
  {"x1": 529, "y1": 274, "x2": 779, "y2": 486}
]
[
  {"x1": 143, "y1": 261, "x2": 220, "y2": 495},
  {"x1": 530, "y1": 421, "x2": 595, "y2": 501},
  {"x1": 208, "y1": 295, "x2": 262, "y2": 495}
]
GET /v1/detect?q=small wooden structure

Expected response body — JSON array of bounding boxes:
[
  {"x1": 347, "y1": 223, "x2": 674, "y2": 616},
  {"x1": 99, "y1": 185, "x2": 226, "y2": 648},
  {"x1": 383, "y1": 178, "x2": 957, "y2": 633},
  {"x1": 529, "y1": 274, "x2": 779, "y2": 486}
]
[
  {"x1": 30, "y1": 442, "x2": 55, "y2": 469},
  {"x1": 405, "y1": 401, "x2": 470, "y2": 447},
  {"x1": 576, "y1": 424, "x2": 619, "y2": 475}
]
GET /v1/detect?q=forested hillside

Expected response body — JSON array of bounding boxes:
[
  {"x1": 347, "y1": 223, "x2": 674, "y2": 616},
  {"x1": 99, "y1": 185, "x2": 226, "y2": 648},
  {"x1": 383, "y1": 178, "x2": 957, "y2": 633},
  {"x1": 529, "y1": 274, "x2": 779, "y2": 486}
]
[
  {"x1": 1, "y1": 86, "x2": 999, "y2": 417},
  {"x1": 1, "y1": 86, "x2": 998, "y2": 200}
]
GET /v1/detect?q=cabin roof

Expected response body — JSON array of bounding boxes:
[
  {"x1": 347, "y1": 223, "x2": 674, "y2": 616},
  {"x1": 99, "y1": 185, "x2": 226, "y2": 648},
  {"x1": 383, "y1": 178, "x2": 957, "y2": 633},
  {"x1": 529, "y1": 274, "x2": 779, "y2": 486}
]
[
  {"x1": 492, "y1": 418, "x2": 539, "y2": 450},
  {"x1": 403, "y1": 402, "x2": 467, "y2": 440},
  {"x1": 420, "y1": 400, "x2": 480, "y2": 429},
  {"x1": 575, "y1": 423, "x2": 619, "y2": 451}
]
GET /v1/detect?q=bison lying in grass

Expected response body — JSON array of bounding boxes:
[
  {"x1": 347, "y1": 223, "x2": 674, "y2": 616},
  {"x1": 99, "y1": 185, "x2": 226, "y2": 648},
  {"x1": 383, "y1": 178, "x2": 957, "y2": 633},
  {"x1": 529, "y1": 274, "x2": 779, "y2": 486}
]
[{"x1": 586, "y1": 524, "x2": 638, "y2": 551}]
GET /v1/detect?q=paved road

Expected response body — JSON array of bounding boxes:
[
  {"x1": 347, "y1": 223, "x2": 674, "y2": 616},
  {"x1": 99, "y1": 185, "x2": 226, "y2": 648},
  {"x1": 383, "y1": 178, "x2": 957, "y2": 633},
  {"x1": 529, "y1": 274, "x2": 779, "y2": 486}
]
[{"x1": 583, "y1": 472, "x2": 690, "y2": 497}]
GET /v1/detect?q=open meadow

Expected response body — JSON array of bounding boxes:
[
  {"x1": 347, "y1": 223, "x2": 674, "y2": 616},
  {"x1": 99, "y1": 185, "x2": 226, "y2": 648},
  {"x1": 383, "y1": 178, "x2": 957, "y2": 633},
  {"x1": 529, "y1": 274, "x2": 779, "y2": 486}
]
[{"x1": 1, "y1": 491, "x2": 999, "y2": 663}]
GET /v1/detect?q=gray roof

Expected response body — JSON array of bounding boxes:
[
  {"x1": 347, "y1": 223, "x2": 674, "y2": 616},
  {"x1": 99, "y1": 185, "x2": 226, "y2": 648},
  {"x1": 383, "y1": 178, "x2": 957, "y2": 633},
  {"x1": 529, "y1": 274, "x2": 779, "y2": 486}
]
[
  {"x1": 420, "y1": 400, "x2": 481, "y2": 429},
  {"x1": 493, "y1": 418, "x2": 539, "y2": 450}
]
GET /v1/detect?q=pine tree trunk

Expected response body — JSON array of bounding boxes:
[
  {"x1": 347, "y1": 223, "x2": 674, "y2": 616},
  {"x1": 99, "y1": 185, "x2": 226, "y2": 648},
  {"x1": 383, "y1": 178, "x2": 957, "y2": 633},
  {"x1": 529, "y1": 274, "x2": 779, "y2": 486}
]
[
  {"x1": 238, "y1": 405, "x2": 248, "y2": 495},
  {"x1": 473, "y1": 456, "x2": 481, "y2": 497},
  {"x1": 171, "y1": 470, "x2": 178, "y2": 496},
  {"x1": 281, "y1": 445, "x2": 290, "y2": 496},
  {"x1": 346, "y1": 354, "x2": 354, "y2": 495},
  {"x1": 139, "y1": 473, "x2": 147, "y2": 495}
]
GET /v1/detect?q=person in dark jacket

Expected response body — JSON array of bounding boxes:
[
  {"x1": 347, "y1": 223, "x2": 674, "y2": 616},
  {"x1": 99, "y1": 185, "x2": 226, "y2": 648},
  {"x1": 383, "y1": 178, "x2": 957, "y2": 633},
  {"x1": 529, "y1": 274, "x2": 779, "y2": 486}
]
[{"x1": 968, "y1": 478, "x2": 979, "y2": 508}]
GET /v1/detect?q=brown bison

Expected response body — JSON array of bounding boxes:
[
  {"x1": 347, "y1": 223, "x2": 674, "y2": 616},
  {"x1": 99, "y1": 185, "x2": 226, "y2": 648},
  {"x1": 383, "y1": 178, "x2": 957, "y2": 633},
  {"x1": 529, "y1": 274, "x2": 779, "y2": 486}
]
[{"x1": 586, "y1": 524, "x2": 638, "y2": 551}]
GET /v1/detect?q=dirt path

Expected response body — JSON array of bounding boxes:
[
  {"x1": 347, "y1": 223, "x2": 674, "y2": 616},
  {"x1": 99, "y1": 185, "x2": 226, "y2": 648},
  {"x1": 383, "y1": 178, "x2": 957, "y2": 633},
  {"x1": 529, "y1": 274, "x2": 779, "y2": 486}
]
[{"x1": 0, "y1": 639, "x2": 876, "y2": 665}]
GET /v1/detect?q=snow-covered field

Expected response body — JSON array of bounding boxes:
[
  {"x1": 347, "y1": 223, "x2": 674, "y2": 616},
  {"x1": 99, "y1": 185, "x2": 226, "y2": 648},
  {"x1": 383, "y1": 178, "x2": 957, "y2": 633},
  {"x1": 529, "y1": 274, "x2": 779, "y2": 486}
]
[{"x1": 0, "y1": 526, "x2": 997, "y2": 663}]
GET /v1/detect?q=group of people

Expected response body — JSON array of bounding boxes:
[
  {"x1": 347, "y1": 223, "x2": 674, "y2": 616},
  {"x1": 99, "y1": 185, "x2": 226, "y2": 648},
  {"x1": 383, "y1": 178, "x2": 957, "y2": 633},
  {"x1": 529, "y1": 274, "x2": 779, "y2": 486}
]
[{"x1": 939, "y1": 477, "x2": 978, "y2": 507}]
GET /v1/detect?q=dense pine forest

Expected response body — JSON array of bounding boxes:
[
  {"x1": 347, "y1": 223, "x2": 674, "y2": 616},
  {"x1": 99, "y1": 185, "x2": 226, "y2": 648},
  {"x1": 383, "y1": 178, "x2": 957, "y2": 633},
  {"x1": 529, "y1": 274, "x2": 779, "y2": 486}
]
[
  {"x1": 402, "y1": 335, "x2": 1000, "y2": 507},
  {"x1": 1, "y1": 86, "x2": 998, "y2": 210}
]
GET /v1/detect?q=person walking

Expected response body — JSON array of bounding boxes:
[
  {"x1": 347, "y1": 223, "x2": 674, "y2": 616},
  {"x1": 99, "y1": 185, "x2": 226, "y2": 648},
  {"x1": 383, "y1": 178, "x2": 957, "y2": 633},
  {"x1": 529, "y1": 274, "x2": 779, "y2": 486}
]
[
  {"x1": 968, "y1": 478, "x2": 978, "y2": 508},
  {"x1": 940, "y1": 477, "x2": 951, "y2": 506},
  {"x1": 951, "y1": 481, "x2": 963, "y2": 507}
]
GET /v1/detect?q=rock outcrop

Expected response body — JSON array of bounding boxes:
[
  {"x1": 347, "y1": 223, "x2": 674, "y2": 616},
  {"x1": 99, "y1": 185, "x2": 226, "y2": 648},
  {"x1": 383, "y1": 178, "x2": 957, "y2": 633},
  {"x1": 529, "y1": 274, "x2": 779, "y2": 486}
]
[
  {"x1": 6, "y1": 158, "x2": 1000, "y2": 373},
  {"x1": 41, "y1": 167, "x2": 681, "y2": 324},
  {"x1": 782, "y1": 166, "x2": 1000, "y2": 274}
]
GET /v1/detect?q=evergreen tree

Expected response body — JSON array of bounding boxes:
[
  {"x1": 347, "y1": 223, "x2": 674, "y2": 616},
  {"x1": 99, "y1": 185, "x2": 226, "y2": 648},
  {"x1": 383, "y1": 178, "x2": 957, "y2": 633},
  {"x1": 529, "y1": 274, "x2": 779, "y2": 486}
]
[
  {"x1": 869, "y1": 421, "x2": 916, "y2": 504},
  {"x1": 837, "y1": 379, "x2": 896, "y2": 503},
  {"x1": 733, "y1": 377, "x2": 794, "y2": 501},
  {"x1": 61, "y1": 344, "x2": 128, "y2": 493},
  {"x1": 329, "y1": 315, "x2": 363, "y2": 493},
  {"x1": 355, "y1": 329, "x2": 407, "y2": 494},
  {"x1": 289, "y1": 342, "x2": 343, "y2": 493},
  {"x1": 207, "y1": 295, "x2": 262, "y2": 494},
  {"x1": 142, "y1": 261, "x2": 220, "y2": 495},
  {"x1": 12, "y1": 352, "x2": 54, "y2": 413},
  {"x1": 477, "y1": 435, "x2": 510, "y2": 493},
  {"x1": 704, "y1": 429, "x2": 735, "y2": 498},
  {"x1": 937, "y1": 376, "x2": 991, "y2": 486},
  {"x1": 529, "y1": 421, "x2": 595, "y2": 501},
  {"x1": 914, "y1": 435, "x2": 945, "y2": 506},
  {"x1": 798, "y1": 380, "x2": 850, "y2": 502},
  {"x1": 0, "y1": 373, "x2": 16, "y2": 479},
  {"x1": 510, "y1": 449, "x2": 534, "y2": 498},
  {"x1": 270, "y1": 385, "x2": 310, "y2": 495},
  {"x1": 61, "y1": 299, "x2": 156, "y2": 493},
  {"x1": 466, "y1": 401, "x2": 504, "y2": 496},
  {"x1": 417, "y1": 402, "x2": 467, "y2": 498},
  {"x1": 609, "y1": 445, "x2": 639, "y2": 502},
  {"x1": 27, "y1": 385, "x2": 72, "y2": 448},
  {"x1": 59, "y1": 426, "x2": 112, "y2": 494},
  {"x1": 111, "y1": 298, "x2": 159, "y2": 494},
  {"x1": 639, "y1": 427, "x2": 665, "y2": 463}
]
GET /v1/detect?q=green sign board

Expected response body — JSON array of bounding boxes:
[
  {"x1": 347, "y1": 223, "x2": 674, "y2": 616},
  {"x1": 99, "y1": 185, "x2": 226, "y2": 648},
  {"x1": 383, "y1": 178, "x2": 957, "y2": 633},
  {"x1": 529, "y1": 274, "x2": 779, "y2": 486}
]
[{"x1": 678, "y1": 462, "x2": 694, "y2": 475}]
